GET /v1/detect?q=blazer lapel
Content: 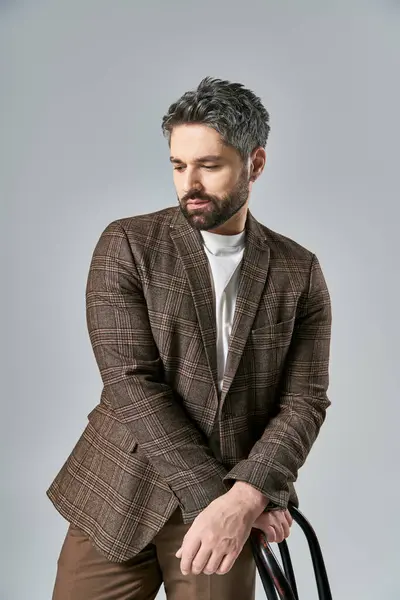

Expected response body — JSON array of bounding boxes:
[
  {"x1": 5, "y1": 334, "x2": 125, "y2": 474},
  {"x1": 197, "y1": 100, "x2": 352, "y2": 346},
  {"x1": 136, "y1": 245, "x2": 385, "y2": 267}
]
[
  {"x1": 220, "y1": 211, "x2": 270, "y2": 403},
  {"x1": 169, "y1": 208, "x2": 270, "y2": 404},
  {"x1": 169, "y1": 210, "x2": 219, "y2": 396}
]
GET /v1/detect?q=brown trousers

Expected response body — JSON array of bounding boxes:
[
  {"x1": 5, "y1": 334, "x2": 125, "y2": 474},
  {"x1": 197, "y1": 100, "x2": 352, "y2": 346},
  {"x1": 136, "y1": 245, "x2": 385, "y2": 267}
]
[{"x1": 52, "y1": 507, "x2": 256, "y2": 600}]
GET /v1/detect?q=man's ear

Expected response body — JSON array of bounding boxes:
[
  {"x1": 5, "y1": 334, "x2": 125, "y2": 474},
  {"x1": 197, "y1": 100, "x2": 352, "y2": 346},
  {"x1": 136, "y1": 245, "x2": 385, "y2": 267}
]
[{"x1": 250, "y1": 147, "x2": 267, "y2": 182}]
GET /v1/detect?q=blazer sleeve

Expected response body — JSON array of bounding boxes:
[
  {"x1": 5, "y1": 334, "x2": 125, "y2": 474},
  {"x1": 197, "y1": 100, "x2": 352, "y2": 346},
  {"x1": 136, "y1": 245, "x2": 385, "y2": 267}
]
[
  {"x1": 223, "y1": 253, "x2": 332, "y2": 509},
  {"x1": 86, "y1": 219, "x2": 229, "y2": 520}
]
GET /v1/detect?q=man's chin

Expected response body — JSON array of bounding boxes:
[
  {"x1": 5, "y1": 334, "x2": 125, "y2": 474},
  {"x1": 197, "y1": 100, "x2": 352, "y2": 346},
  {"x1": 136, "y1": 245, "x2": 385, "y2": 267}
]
[
  {"x1": 180, "y1": 208, "x2": 216, "y2": 230},
  {"x1": 186, "y1": 216, "x2": 214, "y2": 231}
]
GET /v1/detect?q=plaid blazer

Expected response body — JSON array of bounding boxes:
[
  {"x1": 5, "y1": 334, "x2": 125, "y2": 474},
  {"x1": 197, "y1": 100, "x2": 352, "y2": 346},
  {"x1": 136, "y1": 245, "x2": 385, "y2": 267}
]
[{"x1": 47, "y1": 206, "x2": 332, "y2": 562}]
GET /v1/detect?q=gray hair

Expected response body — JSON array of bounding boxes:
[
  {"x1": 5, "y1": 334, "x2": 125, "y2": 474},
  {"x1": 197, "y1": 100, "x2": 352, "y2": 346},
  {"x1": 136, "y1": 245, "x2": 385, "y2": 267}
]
[{"x1": 161, "y1": 76, "x2": 270, "y2": 161}]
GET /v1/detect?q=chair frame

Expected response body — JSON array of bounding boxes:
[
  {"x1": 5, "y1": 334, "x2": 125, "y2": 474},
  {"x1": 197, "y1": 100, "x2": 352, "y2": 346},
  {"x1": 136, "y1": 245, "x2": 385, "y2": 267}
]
[{"x1": 250, "y1": 505, "x2": 333, "y2": 599}]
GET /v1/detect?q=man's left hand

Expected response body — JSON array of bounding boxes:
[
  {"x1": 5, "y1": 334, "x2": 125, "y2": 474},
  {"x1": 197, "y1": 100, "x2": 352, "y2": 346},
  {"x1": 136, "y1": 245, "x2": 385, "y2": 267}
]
[{"x1": 175, "y1": 483, "x2": 267, "y2": 576}]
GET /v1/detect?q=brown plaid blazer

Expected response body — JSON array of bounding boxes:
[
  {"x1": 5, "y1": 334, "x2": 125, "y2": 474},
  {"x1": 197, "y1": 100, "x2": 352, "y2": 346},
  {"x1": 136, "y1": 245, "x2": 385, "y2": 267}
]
[{"x1": 47, "y1": 206, "x2": 332, "y2": 562}]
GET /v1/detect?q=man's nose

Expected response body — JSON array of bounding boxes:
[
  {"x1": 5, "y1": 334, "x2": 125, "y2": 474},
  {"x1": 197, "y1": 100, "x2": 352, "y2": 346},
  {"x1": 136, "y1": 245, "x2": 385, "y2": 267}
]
[{"x1": 183, "y1": 170, "x2": 203, "y2": 195}]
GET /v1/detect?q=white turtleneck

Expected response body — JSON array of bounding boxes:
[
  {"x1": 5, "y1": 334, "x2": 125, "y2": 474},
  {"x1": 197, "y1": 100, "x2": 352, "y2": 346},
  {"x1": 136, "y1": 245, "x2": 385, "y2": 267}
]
[{"x1": 200, "y1": 229, "x2": 246, "y2": 393}]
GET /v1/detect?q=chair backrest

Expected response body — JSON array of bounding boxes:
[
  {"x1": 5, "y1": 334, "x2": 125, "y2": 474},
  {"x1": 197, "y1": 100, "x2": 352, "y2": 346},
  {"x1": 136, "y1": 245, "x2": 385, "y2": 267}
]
[{"x1": 250, "y1": 505, "x2": 333, "y2": 600}]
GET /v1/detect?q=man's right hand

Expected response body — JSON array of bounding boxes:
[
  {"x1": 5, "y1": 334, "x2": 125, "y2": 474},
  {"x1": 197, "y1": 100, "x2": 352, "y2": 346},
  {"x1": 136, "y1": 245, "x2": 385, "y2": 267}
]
[{"x1": 252, "y1": 509, "x2": 293, "y2": 543}]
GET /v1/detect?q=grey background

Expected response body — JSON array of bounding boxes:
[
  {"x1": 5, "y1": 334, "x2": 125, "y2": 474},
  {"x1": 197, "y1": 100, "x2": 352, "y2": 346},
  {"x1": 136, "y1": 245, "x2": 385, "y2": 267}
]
[{"x1": 2, "y1": 1, "x2": 399, "y2": 598}]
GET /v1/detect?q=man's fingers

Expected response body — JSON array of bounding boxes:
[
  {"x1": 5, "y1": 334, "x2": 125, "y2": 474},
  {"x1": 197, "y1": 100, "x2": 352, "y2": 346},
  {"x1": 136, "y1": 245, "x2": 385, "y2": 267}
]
[
  {"x1": 266, "y1": 525, "x2": 276, "y2": 543},
  {"x1": 203, "y1": 551, "x2": 225, "y2": 575},
  {"x1": 281, "y1": 517, "x2": 291, "y2": 539},
  {"x1": 191, "y1": 546, "x2": 213, "y2": 575},
  {"x1": 284, "y1": 509, "x2": 293, "y2": 526},
  {"x1": 216, "y1": 552, "x2": 236, "y2": 575},
  {"x1": 274, "y1": 521, "x2": 285, "y2": 543},
  {"x1": 179, "y1": 538, "x2": 201, "y2": 575},
  {"x1": 259, "y1": 516, "x2": 288, "y2": 543},
  {"x1": 256, "y1": 509, "x2": 294, "y2": 544}
]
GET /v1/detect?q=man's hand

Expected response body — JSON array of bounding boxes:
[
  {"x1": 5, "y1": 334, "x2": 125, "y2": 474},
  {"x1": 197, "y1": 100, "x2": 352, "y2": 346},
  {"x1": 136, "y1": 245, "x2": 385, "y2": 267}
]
[
  {"x1": 175, "y1": 482, "x2": 268, "y2": 576},
  {"x1": 253, "y1": 509, "x2": 293, "y2": 543}
]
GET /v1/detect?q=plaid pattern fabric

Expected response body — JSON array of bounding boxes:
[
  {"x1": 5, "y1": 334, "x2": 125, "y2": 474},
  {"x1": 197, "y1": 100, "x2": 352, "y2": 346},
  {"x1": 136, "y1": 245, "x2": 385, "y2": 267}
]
[{"x1": 47, "y1": 206, "x2": 332, "y2": 562}]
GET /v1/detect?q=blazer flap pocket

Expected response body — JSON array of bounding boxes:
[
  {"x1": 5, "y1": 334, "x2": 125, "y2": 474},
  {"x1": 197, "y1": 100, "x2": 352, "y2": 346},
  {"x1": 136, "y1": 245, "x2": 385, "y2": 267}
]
[{"x1": 87, "y1": 405, "x2": 138, "y2": 453}]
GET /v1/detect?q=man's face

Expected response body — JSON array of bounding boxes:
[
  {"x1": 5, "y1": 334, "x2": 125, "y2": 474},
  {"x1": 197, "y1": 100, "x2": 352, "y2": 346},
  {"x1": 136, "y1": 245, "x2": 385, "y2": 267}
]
[{"x1": 170, "y1": 124, "x2": 251, "y2": 231}]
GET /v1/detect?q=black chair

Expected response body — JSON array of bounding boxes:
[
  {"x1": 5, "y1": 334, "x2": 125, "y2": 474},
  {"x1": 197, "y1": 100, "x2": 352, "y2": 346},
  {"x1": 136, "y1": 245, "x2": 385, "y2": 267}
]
[{"x1": 250, "y1": 505, "x2": 333, "y2": 599}]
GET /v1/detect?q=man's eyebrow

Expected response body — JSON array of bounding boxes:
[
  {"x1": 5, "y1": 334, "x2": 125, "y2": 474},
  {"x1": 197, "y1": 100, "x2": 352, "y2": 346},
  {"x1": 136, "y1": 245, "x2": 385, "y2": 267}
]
[{"x1": 169, "y1": 155, "x2": 223, "y2": 164}]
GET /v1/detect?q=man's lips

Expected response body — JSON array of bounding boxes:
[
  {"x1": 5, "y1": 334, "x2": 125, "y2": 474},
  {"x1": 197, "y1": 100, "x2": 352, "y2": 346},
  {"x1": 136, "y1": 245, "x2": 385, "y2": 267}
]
[{"x1": 186, "y1": 198, "x2": 211, "y2": 208}]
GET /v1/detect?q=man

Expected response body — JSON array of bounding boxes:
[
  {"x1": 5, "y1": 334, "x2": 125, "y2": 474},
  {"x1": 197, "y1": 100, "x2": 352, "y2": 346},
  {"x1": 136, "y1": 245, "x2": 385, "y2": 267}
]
[{"x1": 48, "y1": 76, "x2": 332, "y2": 600}]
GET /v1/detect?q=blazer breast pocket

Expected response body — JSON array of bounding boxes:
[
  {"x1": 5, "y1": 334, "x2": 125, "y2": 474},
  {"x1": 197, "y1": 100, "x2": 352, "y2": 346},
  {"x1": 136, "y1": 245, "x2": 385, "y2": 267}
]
[
  {"x1": 248, "y1": 317, "x2": 296, "y2": 383},
  {"x1": 251, "y1": 316, "x2": 296, "y2": 345}
]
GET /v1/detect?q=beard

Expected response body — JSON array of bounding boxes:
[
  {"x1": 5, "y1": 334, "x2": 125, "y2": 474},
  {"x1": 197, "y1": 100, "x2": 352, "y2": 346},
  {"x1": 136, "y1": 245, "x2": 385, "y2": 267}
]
[{"x1": 178, "y1": 167, "x2": 250, "y2": 231}]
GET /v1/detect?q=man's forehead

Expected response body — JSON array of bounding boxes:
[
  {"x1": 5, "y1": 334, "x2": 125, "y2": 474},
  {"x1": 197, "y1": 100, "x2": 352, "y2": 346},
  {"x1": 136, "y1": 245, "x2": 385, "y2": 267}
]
[{"x1": 169, "y1": 124, "x2": 241, "y2": 164}]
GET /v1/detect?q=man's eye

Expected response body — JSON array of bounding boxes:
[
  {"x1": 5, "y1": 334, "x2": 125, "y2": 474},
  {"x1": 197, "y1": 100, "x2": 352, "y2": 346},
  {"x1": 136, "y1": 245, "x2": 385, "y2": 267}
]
[{"x1": 173, "y1": 165, "x2": 218, "y2": 171}]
